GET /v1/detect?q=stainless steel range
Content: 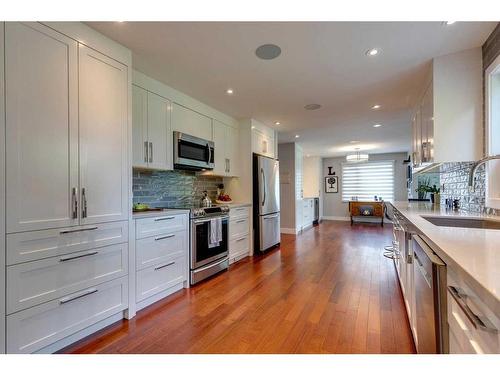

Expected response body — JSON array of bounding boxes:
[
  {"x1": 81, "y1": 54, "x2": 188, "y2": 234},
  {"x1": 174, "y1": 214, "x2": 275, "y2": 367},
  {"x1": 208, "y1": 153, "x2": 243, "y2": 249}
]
[{"x1": 173, "y1": 204, "x2": 230, "y2": 285}]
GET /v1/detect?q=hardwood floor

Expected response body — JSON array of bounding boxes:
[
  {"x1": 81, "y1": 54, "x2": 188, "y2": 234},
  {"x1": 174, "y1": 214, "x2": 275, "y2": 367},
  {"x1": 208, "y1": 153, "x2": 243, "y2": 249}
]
[{"x1": 61, "y1": 221, "x2": 416, "y2": 354}]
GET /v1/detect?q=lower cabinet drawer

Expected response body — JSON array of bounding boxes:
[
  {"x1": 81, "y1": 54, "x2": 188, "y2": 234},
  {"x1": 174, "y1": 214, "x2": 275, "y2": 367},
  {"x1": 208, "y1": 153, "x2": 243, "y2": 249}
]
[
  {"x1": 7, "y1": 277, "x2": 128, "y2": 354},
  {"x1": 229, "y1": 216, "x2": 249, "y2": 239},
  {"x1": 229, "y1": 206, "x2": 249, "y2": 220},
  {"x1": 136, "y1": 230, "x2": 187, "y2": 271},
  {"x1": 7, "y1": 243, "x2": 128, "y2": 314},
  {"x1": 136, "y1": 214, "x2": 188, "y2": 240},
  {"x1": 136, "y1": 256, "x2": 186, "y2": 302},
  {"x1": 229, "y1": 235, "x2": 249, "y2": 257},
  {"x1": 7, "y1": 221, "x2": 128, "y2": 265}
]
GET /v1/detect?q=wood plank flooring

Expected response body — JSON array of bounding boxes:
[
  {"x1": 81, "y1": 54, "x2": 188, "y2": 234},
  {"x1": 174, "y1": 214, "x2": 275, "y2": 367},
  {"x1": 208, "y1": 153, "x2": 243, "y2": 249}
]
[{"x1": 61, "y1": 221, "x2": 416, "y2": 354}]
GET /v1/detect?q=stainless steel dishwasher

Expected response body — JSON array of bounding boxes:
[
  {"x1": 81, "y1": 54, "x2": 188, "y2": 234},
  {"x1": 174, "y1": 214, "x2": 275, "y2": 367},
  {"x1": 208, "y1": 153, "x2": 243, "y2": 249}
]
[{"x1": 412, "y1": 235, "x2": 448, "y2": 354}]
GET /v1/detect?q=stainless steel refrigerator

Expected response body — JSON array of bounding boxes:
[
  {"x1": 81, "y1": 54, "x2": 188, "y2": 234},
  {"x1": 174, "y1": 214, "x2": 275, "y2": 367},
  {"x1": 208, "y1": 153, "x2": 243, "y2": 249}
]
[{"x1": 253, "y1": 154, "x2": 280, "y2": 252}]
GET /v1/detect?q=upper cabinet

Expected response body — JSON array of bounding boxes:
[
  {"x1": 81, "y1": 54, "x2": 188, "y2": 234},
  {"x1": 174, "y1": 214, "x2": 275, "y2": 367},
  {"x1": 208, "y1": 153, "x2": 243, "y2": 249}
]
[
  {"x1": 212, "y1": 120, "x2": 239, "y2": 177},
  {"x1": 78, "y1": 45, "x2": 129, "y2": 225},
  {"x1": 132, "y1": 85, "x2": 172, "y2": 170},
  {"x1": 5, "y1": 23, "x2": 79, "y2": 232},
  {"x1": 412, "y1": 48, "x2": 483, "y2": 167},
  {"x1": 171, "y1": 103, "x2": 212, "y2": 141},
  {"x1": 5, "y1": 22, "x2": 130, "y2": 232},
  {"x1": 251, "y1": 120, "x2": 276, "y2": 159}
]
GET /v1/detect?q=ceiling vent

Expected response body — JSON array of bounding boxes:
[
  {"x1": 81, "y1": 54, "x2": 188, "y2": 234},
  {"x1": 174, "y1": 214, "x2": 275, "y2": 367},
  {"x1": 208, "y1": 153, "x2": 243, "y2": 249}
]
[
  {"x1": 304, "y1": 103, "x2": 322, "y2": 110},
  {"x1": 255, "y1": 44, "x2": 281, "y2": 60}
]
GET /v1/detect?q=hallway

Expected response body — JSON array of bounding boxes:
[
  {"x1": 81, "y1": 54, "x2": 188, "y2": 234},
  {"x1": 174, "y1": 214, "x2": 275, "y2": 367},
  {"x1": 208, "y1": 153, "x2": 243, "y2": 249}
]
[{"x1": 62, "y1": 221, "x2": 415, "y2": 354}]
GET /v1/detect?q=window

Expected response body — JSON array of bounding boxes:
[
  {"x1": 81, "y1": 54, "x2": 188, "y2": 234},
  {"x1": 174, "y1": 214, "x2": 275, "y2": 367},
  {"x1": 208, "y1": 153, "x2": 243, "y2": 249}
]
[
  {"x1": 341, "y1": 161, "x2": 395, "y2": 202},
  {"x1": 485, "y1": 53, "x2": 500, "y2": 209}
]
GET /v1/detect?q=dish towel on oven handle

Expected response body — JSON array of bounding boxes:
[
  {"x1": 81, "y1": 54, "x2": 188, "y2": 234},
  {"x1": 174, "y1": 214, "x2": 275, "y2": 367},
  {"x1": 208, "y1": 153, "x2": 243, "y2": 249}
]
[{"x1": 209, "y1": 217, "x2": 223, "y2": 248}]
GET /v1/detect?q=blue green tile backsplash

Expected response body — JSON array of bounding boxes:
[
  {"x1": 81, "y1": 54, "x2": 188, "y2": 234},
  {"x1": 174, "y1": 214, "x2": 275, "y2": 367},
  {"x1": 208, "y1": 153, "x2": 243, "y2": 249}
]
[{"x1": 133, "y1": 169, "x2": 223, "y2": 208}]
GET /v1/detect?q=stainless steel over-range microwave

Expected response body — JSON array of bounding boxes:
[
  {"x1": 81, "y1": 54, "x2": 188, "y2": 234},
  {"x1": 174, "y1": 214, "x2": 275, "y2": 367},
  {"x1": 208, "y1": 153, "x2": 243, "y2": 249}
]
[{"x1": 173, "y1": 131, "x2": 215, "y2": 171}]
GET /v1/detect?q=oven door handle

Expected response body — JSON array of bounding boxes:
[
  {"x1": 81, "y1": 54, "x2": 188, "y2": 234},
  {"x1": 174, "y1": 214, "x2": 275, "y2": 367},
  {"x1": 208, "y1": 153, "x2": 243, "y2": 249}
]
[{"x1": 193, "y1": 216, "x2": 229, "y2": 224}]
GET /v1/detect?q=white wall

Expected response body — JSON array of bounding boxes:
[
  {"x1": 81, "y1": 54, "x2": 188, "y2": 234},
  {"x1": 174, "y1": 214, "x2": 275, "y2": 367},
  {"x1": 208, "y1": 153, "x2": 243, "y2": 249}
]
[
  {"x1": 303, "y1": 156, "x2": 322, "y2": 198},
  {"x1": 322, "y1": 152, "x2": 409, "y2": 219},
  {"x1": 278, "y1": 143, "x2": 297, "y2": 231}
]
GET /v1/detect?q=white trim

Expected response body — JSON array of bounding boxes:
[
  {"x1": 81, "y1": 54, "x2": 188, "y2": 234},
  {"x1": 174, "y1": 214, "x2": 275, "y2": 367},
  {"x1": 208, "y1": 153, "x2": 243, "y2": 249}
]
[
  {"x1": 322, "y1": 216, "x2": 351, "y2": 221},
  {"x1": 281, "y1": 228, "x2": 299, "y2": 234},
  {"x1": 485, "y1": 53, "x2": 500, "y2": 210}
]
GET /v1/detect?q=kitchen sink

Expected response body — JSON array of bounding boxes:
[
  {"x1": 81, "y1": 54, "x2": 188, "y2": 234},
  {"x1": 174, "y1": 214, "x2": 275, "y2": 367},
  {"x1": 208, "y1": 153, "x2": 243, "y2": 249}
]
[{"x1": 422, "y1": 216, "x2": 500, "y2": 230}]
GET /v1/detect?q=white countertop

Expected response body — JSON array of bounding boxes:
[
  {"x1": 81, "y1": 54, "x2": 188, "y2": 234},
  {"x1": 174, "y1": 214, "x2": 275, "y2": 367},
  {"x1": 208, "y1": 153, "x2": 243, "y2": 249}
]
[
  {"x1": 218, "y1": 202, "x2": 251, "y2": 208},
  {"x1": 132, "y1": 208, "x2": 190, "y2": 219},
  {"x1": 390, "y1": 201, "x2": 500, "y2": 312}
]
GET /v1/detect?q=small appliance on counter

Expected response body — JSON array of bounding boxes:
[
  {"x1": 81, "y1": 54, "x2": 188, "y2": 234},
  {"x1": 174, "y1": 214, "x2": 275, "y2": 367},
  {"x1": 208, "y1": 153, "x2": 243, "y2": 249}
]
[{"x1": 253, "y1": 154, "x2": 281, "y2": 253}]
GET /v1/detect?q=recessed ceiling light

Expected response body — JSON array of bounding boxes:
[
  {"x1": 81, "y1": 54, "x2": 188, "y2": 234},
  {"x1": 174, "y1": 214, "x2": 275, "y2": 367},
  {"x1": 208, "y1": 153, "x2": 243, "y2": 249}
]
[
  {"x1": 366, "y1": 48, "x2": 379, "y2": 56},
  {"x1": 255, "y1": 44, "x2": 282, "y2": 60},
  {"x1": 444, "y1": 21, "x2": 456, "y2": 25},
  {"x1": 373, "y1": 124, "x2": 382, "y2": 128},
  {"x1": 304, "y1": 103, "x2": 322, "y2": 110},
  {"x1": 226, "y1": 88, "x2": 234, "y2": 95},
  {"x1": 371, "y1": 104, "x2": 381, "y2": 110},
  {"x1": 274, "y1": 121, "x2": 281, "y2": 125},
  {"x1": 295, "y1": 135, "x2": 300, "y2": 139},
  {"x1": 350, "y1": 140, "x2": 360, "y2": 144}
]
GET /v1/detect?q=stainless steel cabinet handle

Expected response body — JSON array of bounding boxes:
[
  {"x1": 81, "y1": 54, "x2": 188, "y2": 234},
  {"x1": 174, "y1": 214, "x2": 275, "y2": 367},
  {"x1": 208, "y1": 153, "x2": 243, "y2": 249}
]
[
  {"x1": 60, "y1": 251, "x2": 98, "y2": 262},
  {"x1": 144, "y1": 141, "x2": 149, "y2": 163},
  {"x1": 154, "y1": 216, "x2": 175, "y2": 221},
  {"x1": 236, "y1": 219, "x2": 246, "y2": 223},
  {"x1": 236, "y1": 237, "x2": 247, "y2": 242},
  {"x1": 60, "y1": 226, "x2": 98, "y2": 234},
  {"x1": 155, "y1": 234, "x2": 175, "y2": 241},
  {"x1": 149, "y1": 142, "x2": 153, "y2": 163},
  {"x1": 448, "y1": 286, "x2": 498, "y2": 333},
  {"x1": 59, "y1": 288, "x2": 98, "y2": 304},
  {"x1": 81, "y1": 188, "x2": 88, "y2": 218},
  {"x1": 71, "y1": 187, "x2": 78, "y2": 219},
  {"x1": 154, "y1": 261, "x2": 175, "y2": 271}
]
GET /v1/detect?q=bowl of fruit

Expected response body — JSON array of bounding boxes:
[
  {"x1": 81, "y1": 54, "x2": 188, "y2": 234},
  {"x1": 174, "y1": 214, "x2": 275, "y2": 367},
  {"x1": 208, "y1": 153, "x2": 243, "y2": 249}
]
[{"x1": 216, "y1": 193, "x2": 232, "y2": 204}]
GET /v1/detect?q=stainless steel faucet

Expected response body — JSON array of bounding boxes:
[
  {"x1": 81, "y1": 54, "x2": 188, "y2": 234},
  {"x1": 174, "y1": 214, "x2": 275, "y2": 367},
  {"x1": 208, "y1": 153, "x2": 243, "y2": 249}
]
[{"x1": 468, "y1": 155, "x2": 500, "y2": 192}]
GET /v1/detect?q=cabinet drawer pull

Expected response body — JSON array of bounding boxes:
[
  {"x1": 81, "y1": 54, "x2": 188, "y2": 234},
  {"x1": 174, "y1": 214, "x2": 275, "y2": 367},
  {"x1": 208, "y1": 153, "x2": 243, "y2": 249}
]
[
  {"x1": 448, "y1": 286, "x2": 498, "y2": 333},
  {"x1": 154, "y1": 261, "x2": 175, "y2": 271},
  {"x1": 154, "y1": 216, "x2": 175, "y2": 221},
  {"x1": 236, "y1": 237, "x2": 247, "y2": 242},
  {"x1": 236, "y1": 219, "x2": 247, "y2": 224},
  {"x1": 59, "y1": 288, "x2": 98, "y2": 304},
  {"x1": 60, "y1": 226, "x2": 98, "y2": 234},
  {"x1": 155, "y1": 234, "x2": 175, "y2": 241},
  {"x1": 60, "y1": 251, "x2": 99, "y2": 262}
]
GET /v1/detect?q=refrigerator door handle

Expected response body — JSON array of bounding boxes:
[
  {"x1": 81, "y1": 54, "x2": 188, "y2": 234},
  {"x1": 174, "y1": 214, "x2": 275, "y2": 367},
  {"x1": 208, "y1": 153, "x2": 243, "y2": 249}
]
[{"x1": 261, "y1": 168, "x2": 266, "y2": 206}]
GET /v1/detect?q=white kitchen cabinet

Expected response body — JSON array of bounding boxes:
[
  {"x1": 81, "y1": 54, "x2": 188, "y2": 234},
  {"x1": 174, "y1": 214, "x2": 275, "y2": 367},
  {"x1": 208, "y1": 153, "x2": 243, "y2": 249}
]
[
  {"x1": 79, "y1": 45, "x2": 129, "y2": 225},
  {"x1": 412, "y1": 48, "x2": 482, "y2": 167},
  {"x1": 172, "y1": 102, "x2": 212, "y2": 141},
  {"x1": 212, "y1": 120, "x2": 239, "y2": 176},
  {"x1": 132, "y1": 85, "x2": 172, "y2": 170},
  {"x1": 5, "y1": 22, "x2": 79, "y2": 233},
  {"x1": 229, "y1": 206, "x2": 250, "y2": 263},
  {"x1": 252, "y1": 130, "x2": 275, "y2": 158},
  {"x1": 302, "y1": 199, "x2": 314, "y2": 230}
]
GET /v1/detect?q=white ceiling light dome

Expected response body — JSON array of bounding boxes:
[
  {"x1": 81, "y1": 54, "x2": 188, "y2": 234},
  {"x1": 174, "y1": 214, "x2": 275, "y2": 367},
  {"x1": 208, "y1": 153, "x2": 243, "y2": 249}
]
[{"x1": 346, "y1": 148, "x2": 369, "y2": 163}]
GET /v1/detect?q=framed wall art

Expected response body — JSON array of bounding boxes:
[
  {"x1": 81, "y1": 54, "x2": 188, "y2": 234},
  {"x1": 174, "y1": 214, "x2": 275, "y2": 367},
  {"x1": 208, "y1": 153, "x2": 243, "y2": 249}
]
[{"x1": 325, "y1": 176, "x2": 338, "y2": 193}]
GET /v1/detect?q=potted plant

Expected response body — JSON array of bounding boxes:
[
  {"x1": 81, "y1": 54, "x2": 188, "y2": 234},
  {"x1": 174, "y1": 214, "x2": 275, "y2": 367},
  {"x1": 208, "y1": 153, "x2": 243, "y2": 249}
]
[{"x1": 429, "y1": 185, "x2": 441, "y2": 205}]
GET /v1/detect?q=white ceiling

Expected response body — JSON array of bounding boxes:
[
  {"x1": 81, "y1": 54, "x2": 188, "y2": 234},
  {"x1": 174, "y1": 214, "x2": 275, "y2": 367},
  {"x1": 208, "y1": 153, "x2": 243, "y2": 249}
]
[{"x1": 88, "y1": 21, "x2": 496, "y2": 157}]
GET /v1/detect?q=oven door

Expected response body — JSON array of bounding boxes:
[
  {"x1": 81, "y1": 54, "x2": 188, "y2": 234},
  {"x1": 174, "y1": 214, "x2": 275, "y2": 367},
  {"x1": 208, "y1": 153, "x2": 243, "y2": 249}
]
[
  {"x1": 173, "y1": 131, "x2": 215, "y2": 170},
  {"x1": 191, "y1": 216, "x2": 229, "y2": 269}
]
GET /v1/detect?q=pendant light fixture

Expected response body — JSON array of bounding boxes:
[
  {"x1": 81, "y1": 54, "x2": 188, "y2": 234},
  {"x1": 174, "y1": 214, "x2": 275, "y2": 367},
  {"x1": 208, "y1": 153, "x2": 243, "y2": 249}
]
[{"x1": 346, "y1": 148, "x2": 369, "y2": 163}]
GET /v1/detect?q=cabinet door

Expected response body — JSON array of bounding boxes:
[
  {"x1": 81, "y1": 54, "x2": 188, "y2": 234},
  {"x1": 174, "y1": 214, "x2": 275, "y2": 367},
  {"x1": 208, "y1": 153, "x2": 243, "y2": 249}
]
[
  {"x1": 226, "y1": 125, "x2": 239, "y2": 176},
  {"x1": 147, "y1": 92, "x2": 171, "y2": 170},
  {"x1": 212, "y1": 120, "x2": 227, "y2": 176},
  {"x1": 421, "y1": 85, "x2": 434, "y2": 163},
  {"x1": 132, "y1": 85, "x2": 148, "y2": 168},
  {"x1": 171, "y1": 103, "x2": 212, "y2": 140},
  {"x1": 5, "y1": 22, "x2": 79, "y2": 232},
  {"x1": 79, "y1": 45, "x2": 129, "y2": 225}
]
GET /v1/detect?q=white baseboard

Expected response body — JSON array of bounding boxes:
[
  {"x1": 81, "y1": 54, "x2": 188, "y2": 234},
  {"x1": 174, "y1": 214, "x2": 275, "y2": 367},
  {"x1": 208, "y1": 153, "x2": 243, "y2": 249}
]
[
  {"x1": 281, "y1": 227, "x2": 298, "y2": 234},
  {"x1": 322, "y1": 216, "x2": 350, "y2": 221}
]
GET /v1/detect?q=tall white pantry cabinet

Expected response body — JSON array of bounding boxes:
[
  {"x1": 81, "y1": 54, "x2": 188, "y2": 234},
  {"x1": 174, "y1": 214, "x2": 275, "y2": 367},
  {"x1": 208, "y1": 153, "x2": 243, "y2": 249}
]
[{"x1": 0, "y1": 22, "x2": 132, "y2": 353}]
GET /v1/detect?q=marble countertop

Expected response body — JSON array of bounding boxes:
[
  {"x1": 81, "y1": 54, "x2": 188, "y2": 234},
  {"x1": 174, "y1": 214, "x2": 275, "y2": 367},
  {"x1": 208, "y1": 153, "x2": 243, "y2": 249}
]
[
  {"x1": 132, "y1": 208, "x2": 190, "y2": 219},
  {"x1": 390, "y1": 201, "x2": 500, "y2": 313}
]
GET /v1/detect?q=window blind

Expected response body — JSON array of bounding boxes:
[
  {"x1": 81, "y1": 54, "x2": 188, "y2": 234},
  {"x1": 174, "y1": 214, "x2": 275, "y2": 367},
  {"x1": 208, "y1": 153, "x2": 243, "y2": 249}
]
[{"x1": 341, "y1": 161, "x2": 395, "y2": 202}]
